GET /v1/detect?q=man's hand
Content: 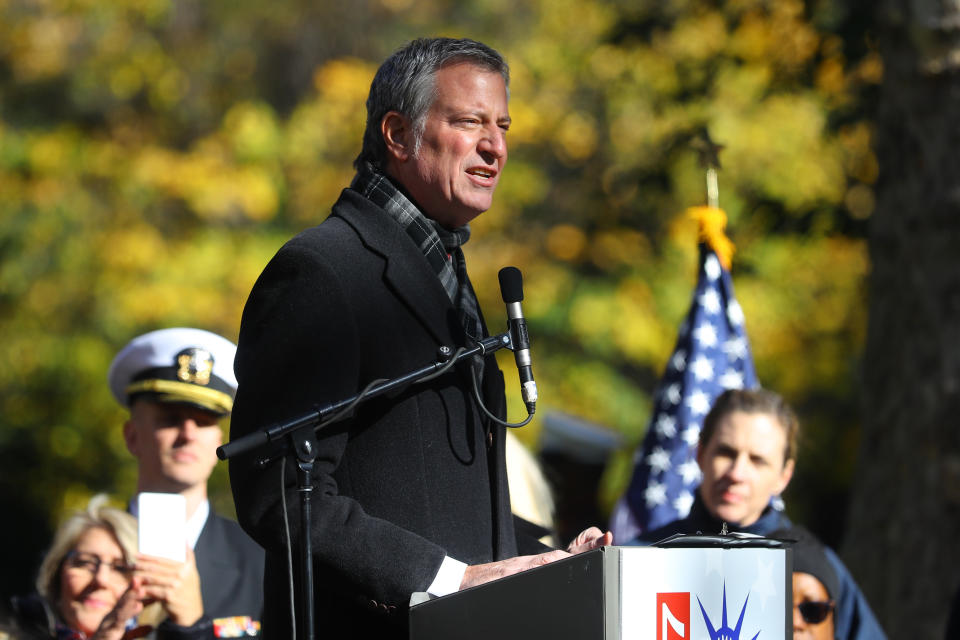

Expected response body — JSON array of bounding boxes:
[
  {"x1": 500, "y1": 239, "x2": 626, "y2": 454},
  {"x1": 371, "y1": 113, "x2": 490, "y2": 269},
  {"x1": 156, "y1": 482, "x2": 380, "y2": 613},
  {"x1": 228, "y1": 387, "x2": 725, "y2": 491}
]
[
  {"x1": 459, "y1": 526, "x2": 613, "y2": 590},
  {"x1": 134, "y1": 547, "x2": 204, "y2": 627},
  {"x1": 566, "y1": 526, "x2": 613, "y2": 554},
  {"x1": 460, "y1": 550, "x2": 570, "y2": 590}
]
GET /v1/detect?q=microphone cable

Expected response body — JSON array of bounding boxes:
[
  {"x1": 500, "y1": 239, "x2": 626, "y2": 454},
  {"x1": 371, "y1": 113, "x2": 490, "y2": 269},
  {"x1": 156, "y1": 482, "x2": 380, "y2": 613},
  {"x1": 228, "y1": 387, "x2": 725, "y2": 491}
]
[{"x1": 469, "y1": 355, "x2": 534, "y2": 428}]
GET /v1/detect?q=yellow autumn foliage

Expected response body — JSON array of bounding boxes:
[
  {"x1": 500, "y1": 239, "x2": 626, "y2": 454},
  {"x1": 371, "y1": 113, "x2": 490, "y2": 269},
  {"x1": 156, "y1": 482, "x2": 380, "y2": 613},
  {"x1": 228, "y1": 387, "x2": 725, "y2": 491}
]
[{"x1": 0, "y1": 0, "x2": 881, "y2": 571}]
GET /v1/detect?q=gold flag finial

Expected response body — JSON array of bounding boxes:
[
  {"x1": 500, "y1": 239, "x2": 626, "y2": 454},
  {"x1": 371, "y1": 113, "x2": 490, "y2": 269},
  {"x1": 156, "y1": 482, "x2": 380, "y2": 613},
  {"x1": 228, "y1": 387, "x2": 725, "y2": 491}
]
[{"x1": 688, "y1": 128, "x2": 734, "y2": 270}]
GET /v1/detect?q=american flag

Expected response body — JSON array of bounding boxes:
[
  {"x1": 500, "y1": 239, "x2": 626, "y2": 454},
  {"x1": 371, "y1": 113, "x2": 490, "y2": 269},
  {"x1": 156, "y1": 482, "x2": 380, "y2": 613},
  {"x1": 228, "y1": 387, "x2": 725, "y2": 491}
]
[{"x1": 609, "y1": 241, "x2": 758, "y2": 543}]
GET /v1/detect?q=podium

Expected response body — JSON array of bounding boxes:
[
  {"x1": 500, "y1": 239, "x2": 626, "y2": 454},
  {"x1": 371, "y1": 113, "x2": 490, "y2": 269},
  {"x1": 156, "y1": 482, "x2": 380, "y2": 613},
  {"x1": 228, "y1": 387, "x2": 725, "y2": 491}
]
[{"x1": 410, "y1": 543, "x2": 791, "y2": 640}]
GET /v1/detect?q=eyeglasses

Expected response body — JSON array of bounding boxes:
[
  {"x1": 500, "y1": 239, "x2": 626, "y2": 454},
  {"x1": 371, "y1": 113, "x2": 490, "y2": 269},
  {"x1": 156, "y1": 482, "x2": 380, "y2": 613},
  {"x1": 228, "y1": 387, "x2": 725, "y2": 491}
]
[
  {"x1": 64, "y1": 551, "x2": 134, "y2": 580},
  {"x1": 797, "y1": 600, "x2": 834, "y2": 625}
]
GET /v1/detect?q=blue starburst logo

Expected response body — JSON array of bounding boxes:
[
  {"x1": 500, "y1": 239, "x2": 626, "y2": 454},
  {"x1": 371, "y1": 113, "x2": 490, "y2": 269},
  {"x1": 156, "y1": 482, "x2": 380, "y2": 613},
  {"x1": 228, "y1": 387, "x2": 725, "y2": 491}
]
[{"x1": 696, "y1": 583, "x2": 760, "y2": 640}]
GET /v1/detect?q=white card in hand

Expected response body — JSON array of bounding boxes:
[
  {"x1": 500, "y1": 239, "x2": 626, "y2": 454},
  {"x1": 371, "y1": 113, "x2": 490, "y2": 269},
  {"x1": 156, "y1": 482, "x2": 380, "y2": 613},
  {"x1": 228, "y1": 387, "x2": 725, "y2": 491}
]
[{"x1": 137, "y1": 492, "x2": 186, "y2": 562}]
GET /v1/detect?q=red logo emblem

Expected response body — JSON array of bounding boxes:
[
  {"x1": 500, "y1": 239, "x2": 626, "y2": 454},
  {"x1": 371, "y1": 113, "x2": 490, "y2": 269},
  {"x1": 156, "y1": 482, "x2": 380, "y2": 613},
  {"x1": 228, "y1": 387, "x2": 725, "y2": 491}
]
[{"x1": 657, "y1": 592, "x2": 690, "y2": 640}]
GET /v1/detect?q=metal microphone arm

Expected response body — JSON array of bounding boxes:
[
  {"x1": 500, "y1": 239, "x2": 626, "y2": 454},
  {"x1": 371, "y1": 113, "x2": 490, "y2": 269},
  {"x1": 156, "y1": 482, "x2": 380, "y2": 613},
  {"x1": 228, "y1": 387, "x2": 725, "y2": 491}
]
[{"x1": 217, "y1": 333, "x2": 511, "y2": 462}]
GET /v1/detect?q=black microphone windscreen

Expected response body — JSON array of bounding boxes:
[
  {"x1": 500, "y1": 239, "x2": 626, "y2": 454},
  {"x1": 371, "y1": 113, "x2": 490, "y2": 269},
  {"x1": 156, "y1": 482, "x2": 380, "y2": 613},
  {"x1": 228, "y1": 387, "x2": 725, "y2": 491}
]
[{"x1": 498, "y1": 266, "x2": 524, "y2": 303}]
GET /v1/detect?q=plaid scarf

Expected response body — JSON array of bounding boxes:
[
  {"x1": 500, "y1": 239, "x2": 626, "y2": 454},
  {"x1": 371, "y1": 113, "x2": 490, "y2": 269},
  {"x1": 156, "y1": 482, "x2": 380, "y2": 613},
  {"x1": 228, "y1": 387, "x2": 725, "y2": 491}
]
[{"x1": 350, "y1": 164, "x2": 485, "y2": 351}]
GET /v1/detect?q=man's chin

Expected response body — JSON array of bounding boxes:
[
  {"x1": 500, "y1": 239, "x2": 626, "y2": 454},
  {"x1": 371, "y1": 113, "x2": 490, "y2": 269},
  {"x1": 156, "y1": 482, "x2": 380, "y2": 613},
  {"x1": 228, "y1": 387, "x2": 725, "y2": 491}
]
[
  {"x1": 158, "y1": 469, "x2": 206, "y2": 491},
  {"x1": 432, "y1": 206, "x2": 485, "y2": 229}
]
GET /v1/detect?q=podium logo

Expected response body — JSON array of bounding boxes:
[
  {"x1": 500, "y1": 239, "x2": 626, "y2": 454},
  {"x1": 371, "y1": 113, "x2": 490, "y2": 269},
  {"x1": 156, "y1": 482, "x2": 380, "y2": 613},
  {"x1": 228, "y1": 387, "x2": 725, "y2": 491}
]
[
  {"x1": 696, "y1": 584, "x2": 760, "y2": 640},
  {"x1": 657, "y1": 592, "x2": 690, "y2": 640}
]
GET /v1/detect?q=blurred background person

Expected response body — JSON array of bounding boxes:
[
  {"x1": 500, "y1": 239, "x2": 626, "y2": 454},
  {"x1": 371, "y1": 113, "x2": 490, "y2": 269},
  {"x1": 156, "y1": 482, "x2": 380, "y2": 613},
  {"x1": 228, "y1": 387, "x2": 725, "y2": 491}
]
[
  {"x1": 11, "y1": 494, "x2": 208, "y2": 639},
  {"x1": 539, "y1": 412, "x2": 622, "y2": 546},
  {"x1": 109, "y1": 328, "x2": 264, "y2": 636},
  {"x1": 630, "y1": 388, "x2": 884, "y2": 640},
  {"x1": 13, "y1": 494, "x2": 145, "y2": 639},
  {"x1": 771, "y1": 525, "x2": 840, "y2": 640},
  {"x1": 505, "y1": 431, "x2": 558, "y2": 549}
]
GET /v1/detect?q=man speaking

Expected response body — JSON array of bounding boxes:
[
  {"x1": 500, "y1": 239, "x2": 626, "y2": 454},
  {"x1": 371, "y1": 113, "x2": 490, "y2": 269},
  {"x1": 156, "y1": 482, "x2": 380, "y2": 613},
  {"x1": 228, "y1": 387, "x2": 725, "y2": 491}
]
[{"x1": 229, "y1": 37, "x2": 610, "y2": 639}]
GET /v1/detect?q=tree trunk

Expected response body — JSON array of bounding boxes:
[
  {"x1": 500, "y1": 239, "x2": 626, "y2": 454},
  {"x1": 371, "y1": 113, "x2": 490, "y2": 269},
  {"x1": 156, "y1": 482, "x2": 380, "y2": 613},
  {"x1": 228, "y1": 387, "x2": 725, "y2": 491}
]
[{"x1": 843, "y1": 1, "x2": 960, "y2": 637}]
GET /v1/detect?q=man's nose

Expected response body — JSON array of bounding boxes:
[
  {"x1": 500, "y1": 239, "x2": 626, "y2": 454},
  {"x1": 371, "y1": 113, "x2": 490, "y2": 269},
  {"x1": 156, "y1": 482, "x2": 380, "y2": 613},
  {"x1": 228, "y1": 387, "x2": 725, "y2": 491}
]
[
  {"x1": 478, "y1": 125, "x2": 506, "y2": 160},
  {"x1": 178, "y1": 418, "x2": 200, "y2": 440}
]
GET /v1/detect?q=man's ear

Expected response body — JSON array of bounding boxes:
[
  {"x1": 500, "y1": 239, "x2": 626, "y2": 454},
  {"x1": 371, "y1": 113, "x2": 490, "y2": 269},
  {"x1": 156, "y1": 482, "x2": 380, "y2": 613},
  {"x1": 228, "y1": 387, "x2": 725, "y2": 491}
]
[
  {"x1": 122, "y1": 419, "x2": 138, "y2": 457},
  {"x1": 381, "y1": 111, "x2": 412, "y2": 162}
]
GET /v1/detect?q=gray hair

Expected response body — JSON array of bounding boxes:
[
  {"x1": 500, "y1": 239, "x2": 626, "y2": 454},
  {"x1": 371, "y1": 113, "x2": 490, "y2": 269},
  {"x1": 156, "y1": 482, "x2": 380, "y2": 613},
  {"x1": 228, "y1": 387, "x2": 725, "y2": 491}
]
[
  {"x1": 354, "y1": 37, "x2": 510, "y2": 170},
  {"x1": 36, "y1": 494, "x2": 138, "y2": 603}
]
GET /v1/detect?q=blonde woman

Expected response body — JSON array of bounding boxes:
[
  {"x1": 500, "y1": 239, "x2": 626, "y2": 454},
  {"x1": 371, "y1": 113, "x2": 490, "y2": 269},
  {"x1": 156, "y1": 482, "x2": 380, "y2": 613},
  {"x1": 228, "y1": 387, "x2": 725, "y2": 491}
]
[{"x1": 13, "y1": 495, "x2": 210, "y2": 639}]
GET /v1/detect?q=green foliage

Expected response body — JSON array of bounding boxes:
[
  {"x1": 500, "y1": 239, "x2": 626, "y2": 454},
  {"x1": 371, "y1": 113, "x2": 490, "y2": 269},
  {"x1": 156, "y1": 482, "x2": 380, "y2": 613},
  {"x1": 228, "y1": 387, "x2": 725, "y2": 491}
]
[{"x1": 0, "y1": 0, "x2": 879, "y2": 591}]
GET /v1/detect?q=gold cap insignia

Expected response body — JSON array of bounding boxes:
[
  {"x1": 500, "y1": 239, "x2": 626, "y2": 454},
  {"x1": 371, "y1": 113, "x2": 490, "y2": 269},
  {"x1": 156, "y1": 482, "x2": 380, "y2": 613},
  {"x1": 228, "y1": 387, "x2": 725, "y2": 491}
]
[{"x1": 176, "y1": 348, "x2": 214, "y2": 386}]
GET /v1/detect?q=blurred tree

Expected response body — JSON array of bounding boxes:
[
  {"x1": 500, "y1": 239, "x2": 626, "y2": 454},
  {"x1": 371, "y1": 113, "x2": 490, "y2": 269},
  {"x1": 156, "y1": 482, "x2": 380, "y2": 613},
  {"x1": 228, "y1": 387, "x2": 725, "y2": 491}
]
[
  {"x1": 476, "y1": 0, "x2": 879, "y2": 549},
  {"x1": 0, "y1": 0, "x2": 880, "y2": 598},
  {"x1": 843, "y1": 0, "x2": 960, "y2": 636}
]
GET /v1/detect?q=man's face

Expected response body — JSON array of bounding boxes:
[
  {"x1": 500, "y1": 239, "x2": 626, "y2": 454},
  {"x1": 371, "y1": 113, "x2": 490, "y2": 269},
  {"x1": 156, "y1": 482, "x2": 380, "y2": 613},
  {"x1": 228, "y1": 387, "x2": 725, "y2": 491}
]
[
  {"x1": 123, "y1": 399, "x2": 223, "y2": 493},
  {"x1": 391, "y1": 62, "x2": 510, "y2": 229},
  {"x1": 696, "y1": 410, "x2": 794, "y2": 526}
]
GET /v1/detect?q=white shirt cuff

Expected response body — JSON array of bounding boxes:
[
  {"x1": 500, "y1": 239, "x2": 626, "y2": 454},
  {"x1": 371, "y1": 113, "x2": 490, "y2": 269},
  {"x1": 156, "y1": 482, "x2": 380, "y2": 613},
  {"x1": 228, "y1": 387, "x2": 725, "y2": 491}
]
[{"x1": 426, "y1": 556, "x2": 467, "y2": 596}]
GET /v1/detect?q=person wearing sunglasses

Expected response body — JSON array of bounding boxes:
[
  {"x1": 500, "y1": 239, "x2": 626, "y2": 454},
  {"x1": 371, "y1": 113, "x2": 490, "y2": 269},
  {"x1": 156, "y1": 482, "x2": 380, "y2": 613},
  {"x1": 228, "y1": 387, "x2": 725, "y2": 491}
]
[
  {"x1": 771, "y1": 525, "x2": 840, "y2": 640},
  {"x1": 11, "y1": 494, "x2": 211, "y2": 639}
]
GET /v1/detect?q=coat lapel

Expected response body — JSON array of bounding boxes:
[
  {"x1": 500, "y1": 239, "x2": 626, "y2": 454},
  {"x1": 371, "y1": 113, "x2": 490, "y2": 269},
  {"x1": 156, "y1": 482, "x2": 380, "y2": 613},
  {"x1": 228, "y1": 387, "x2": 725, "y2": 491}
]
[{"x1": 333, "y1": 189, "x2": 462, "y2": 348}]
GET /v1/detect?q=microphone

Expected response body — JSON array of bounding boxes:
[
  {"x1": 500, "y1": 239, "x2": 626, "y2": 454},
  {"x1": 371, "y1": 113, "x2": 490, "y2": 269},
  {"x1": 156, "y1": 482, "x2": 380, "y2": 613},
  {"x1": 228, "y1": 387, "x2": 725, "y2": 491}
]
[{"x1": 498, "y1": 266, "x2": 538, "y2": 414}]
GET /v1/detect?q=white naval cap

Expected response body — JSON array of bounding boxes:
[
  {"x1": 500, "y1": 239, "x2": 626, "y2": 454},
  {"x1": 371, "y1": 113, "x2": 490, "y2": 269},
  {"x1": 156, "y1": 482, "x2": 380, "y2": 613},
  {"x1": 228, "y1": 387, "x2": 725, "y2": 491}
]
[{"x1": 108, "y1": 327, "x2": 238, "y2": 415}]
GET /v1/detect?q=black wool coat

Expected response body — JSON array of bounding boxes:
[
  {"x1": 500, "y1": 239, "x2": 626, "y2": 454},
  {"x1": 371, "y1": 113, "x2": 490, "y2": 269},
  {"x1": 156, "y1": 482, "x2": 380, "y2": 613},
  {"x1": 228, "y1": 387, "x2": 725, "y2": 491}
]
[{"x1": 229, "y1": 188, "x2": 519, "y2": 639}]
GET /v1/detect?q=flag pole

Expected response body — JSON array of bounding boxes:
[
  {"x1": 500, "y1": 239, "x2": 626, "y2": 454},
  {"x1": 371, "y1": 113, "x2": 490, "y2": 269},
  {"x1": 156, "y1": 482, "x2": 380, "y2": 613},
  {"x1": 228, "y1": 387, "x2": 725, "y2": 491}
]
[
  {"x1": 690, "y1": 129, "x2": 733, "y2": 271},
  {"x1": 706, "y1": 166, "x2": 719, "y2": 209},
  {"x1": 692, "y1": 128, "x2": 724, "y2": 209}
]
